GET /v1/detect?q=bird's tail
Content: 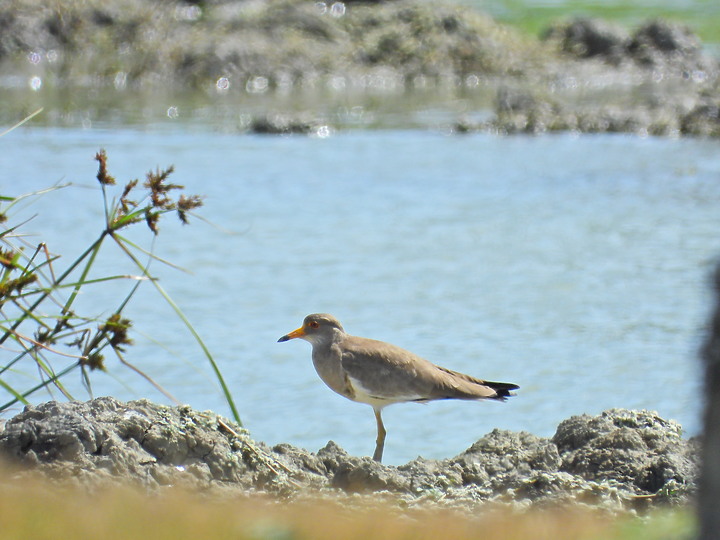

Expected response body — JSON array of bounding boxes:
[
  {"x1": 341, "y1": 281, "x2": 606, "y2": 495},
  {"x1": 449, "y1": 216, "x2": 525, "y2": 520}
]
[
  {"x1": 482, "y1": 380, "x2": 519, "y2": 400},
  {"x1": 434, "y1": 366, "x2": 519, "y2": 401}
]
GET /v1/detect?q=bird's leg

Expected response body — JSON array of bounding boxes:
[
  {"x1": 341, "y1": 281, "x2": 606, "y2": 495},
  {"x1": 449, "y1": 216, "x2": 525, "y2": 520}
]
[{"x1": 372, "y1": 407, "x2": 386, "y2": 462}]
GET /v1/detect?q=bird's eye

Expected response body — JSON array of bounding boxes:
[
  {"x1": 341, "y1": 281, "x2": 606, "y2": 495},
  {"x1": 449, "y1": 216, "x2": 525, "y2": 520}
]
[{"x1": 309, "y1": 321, "x2": 319, "y2": 329}]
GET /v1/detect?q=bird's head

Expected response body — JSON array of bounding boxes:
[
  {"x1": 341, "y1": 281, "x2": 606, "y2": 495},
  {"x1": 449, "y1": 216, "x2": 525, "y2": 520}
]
[{"x1": 277, "y1": 313, "x2": 345, "y2": 346}]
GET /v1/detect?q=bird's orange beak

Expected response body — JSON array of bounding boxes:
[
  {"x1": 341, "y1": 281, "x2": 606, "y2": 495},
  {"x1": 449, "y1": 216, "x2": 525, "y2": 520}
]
[{"x1": 278, "y1": 326, "x2": 305, "y2": 342}]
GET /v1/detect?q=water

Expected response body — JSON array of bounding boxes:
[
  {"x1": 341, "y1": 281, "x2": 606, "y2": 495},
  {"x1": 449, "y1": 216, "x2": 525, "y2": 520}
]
[{"x1": 2, "y1": 125, "x2": 719, "y2": 464}]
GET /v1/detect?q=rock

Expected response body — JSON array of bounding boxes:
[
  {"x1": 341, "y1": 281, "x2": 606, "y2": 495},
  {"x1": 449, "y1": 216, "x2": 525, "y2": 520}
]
[
  {"x1": 249, "y1": 113, "x2": 330, "y2": 136},
  {"x1": 628, "y1": 20, "x2": 702, "y2": 67},
  {"x1": 452, "y1": 429, "x2": 560, "y2": 489},
  {"x1": 316, "y1": 440, "x2": 352, "y2": 473},
  {"x1": 398, "y1": 457, "x2": 463, "y2": 493},
  {"x1": 0, "y1": 397, "x2": 259, "y2": 489},
  {"x1": 552, "y1": 409, "x2": 697, "y2": 507},
  {"x1": 543, "y1": 17, "x2": 629, "y2": 63},
  {"x1": 681, "y1": 100, "x2": 720, "y2": 137},
  {"x1": 473, "y1": 83, "x2": 715, "y2": 137},
  {"x1": 332, "y1": 458, "x2": 408, "y2": 492},
  {"x1": 544, "y1": 17, "x2": 711, "y2": 73},
  {"x1": 0, "y1": 399, "x2": 700, "y2": 513}
]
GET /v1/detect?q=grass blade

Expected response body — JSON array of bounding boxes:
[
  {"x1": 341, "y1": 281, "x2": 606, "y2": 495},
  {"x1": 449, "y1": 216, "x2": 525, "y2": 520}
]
[
  {"x1": 113, "y1": 232, "x2": 191, "y2": 274},
  {"x1": 0, "y1": 107, "x2": 44, "y2": 138},
  {"x1": 112, "y1": 234, "x2": 242, "y2": 426},
  {"x1": 0, "y1": 361, "x2": 78, "y2": 412}
]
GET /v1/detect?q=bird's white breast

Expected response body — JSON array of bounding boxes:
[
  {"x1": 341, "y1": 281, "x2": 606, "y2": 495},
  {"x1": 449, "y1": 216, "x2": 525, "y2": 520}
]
[{"x1": 346, "y1": 375, "x2": 424, "y2": 407}]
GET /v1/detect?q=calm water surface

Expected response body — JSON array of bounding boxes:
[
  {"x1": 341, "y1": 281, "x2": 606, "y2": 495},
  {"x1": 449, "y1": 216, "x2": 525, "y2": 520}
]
[{"x1": 2, "y1": 126, "x2": 719, "y2": 464}]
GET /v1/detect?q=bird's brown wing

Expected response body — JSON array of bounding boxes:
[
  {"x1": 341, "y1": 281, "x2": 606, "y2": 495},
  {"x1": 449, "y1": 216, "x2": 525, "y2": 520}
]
[
  {"x1": 339, "y1": 336, "x2": 517, "y2": 403},
  {"x1": 339, "y1": 336, "x2": 433, "y2": 402}
]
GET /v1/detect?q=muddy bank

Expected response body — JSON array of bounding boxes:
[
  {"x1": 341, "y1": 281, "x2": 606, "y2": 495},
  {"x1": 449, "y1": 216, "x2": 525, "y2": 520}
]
[
  {"x1": 0, "y1": 398, "x2": 698, "y2": 514},
  {"x1": 0, "y1": 0, "x2": 718, "y2": 135},
  {"x1": 0, "y1": 0, "x2": 543, "y2": 89},
  {"x1": 456, "y1": 19, "x2": 720, "y2": 137}
]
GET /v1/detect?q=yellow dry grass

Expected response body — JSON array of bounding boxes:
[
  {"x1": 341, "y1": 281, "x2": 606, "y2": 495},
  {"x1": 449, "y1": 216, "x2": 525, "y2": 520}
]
[{"x1": 0, "y1": 464, "x2": 694, "y2": 540}]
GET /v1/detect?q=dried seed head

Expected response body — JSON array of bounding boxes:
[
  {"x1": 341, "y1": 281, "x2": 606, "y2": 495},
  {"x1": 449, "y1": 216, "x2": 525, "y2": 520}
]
[
  {"x1": 177, "y1": 194, "x2": 204, "y2": 224},
  {"x1": 100, "y1": 313, "x2": 134, "y2": 352},
  {"x1": 144, "y1": 166, "x2": 180, "y2": 209},
  {"x1": 0, "y1": 248, "x2": 18, "y2": 269},
  {"x1": 145, "y1": 209, "x2": 160, "y2": 234},
  {"x1": 82, "y1": 352, "x2": 106, "y2": 371},
  {"x1": 95, "y1": 149, "x2": 116, "y2": 185}
]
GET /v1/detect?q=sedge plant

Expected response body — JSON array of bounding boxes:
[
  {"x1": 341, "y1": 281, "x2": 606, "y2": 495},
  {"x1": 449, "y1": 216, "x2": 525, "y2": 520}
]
[{"x1": 0, "y1": 146, "x2": 241, "y2": 425}]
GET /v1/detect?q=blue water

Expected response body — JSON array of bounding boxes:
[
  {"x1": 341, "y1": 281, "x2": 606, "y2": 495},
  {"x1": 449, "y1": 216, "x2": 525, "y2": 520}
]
[{"x1": 2, "y1": 126, "x2": 719, "y2": 464}]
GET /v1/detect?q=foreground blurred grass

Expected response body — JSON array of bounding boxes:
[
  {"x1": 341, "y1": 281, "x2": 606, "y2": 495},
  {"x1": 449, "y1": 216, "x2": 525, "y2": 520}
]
[{"x1": 0, "y1": 468, "x2": 696, "y2": 540}]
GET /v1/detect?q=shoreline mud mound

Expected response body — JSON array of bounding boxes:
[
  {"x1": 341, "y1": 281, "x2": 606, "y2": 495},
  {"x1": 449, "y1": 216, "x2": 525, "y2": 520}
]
[
  {"x1": 0, "y1": 0, "x2": 543, "y2": 87},
  {"x1": 0, "y1": 398, "x2": 698, "y2": 513},
  {"x1": 0, "y1": 0, "x2": 718, "y2": 136}
]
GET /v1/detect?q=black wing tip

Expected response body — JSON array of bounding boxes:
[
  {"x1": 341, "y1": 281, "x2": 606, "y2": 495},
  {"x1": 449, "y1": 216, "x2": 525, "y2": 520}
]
[{"x1": 492, "y1": 382, "x2": 519, "y2": 400}]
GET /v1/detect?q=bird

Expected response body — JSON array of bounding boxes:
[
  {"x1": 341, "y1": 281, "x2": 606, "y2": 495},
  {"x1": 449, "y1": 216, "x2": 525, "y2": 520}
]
[{"x1": 277, "y1": 313, "x2": 518, "y2": 463}]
